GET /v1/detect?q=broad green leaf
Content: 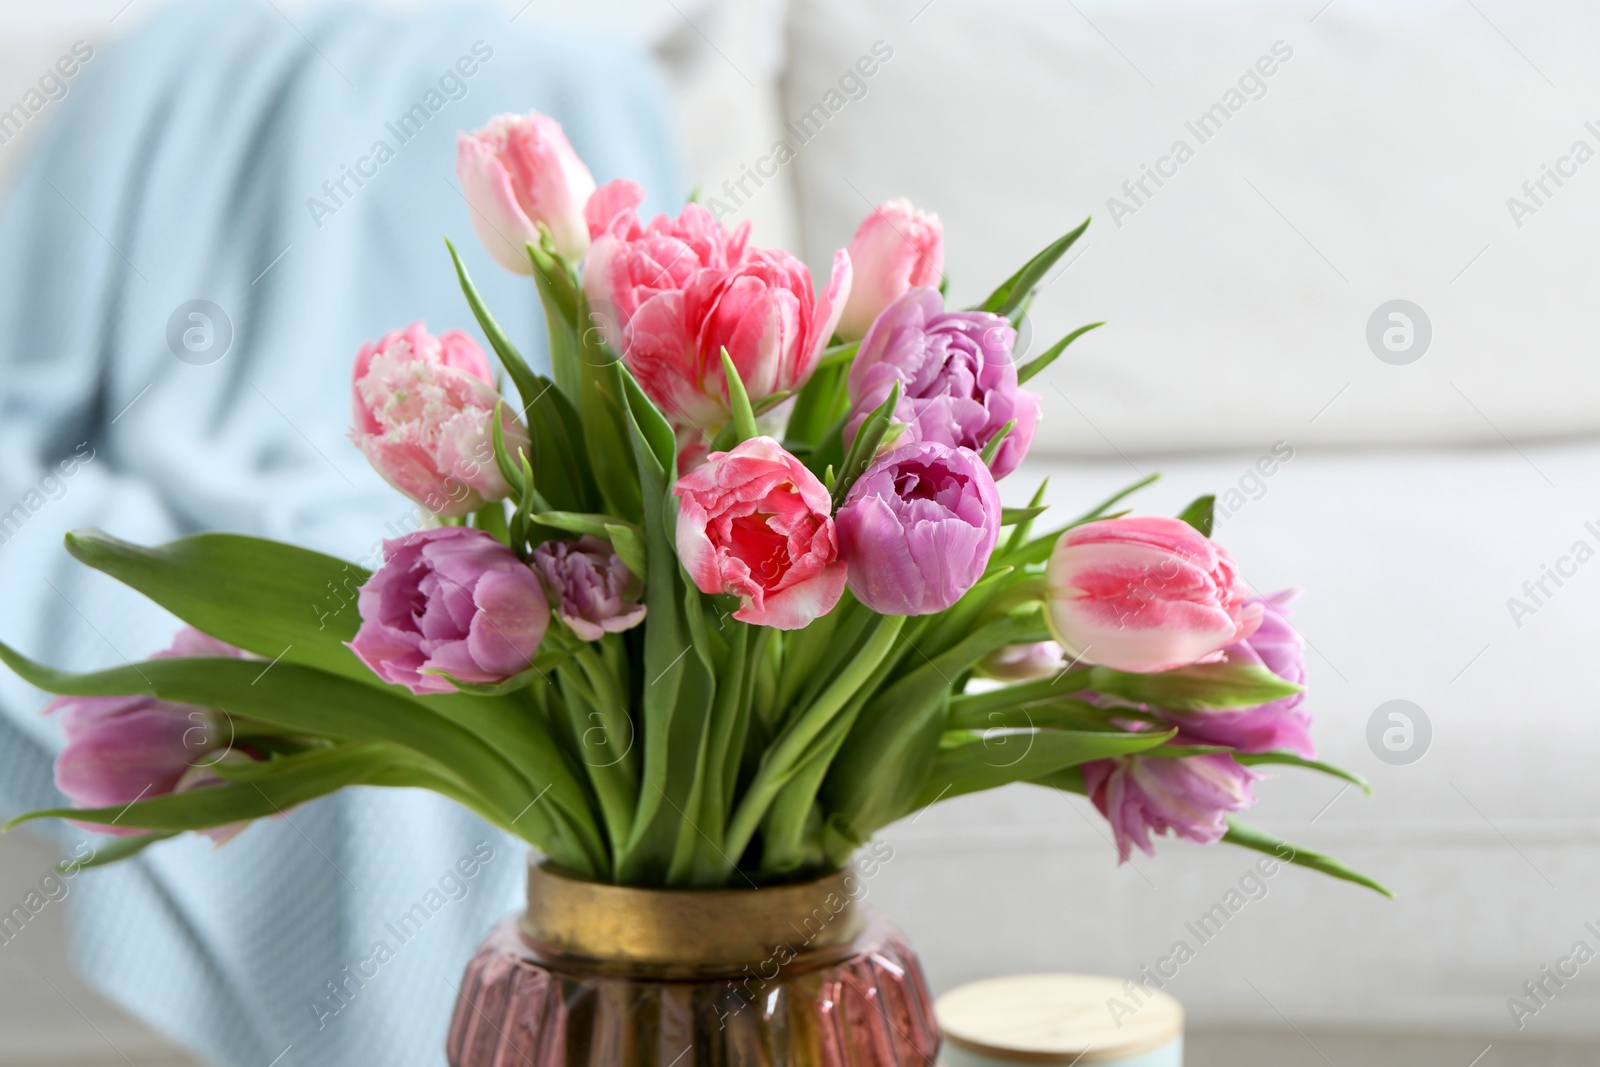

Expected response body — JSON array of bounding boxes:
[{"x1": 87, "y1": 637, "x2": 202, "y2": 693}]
[
  {"x1": 64, "y1": 530, "x2": 370, "y2": 682},
  {"x1": 1177, "y1": 494, "x2": 1216, "y2": 538},
  {"x1": 1088, "y1": 661, "x2": 1302, "y2": 711},
  {"x1": 577, "y1": 323, "x2": 644, "y2": 523},
  {"x1": 786, "y1": 362, "x2": 849, "y2": 447},
  {"x1": 604, "y1": 523, "x2": 647, "y2": 580},
  {"x1": 914, "y1": 727, "x2": 1177, "y2": 807},
  {"x1": 1015, "y1": 321, "x2": 1104, "y2": 385},
  {"x1": 1223, "y1": 817, "x2": 1394, "y2": 898},
  {"x1": 977, "y1": 217, "x2": 1091, "y2": 318},
  {"x1": 947, "y1": 695, "x2": 1117, "y2": 734},
  {"x1": 1235, "y1": 752, "x2": 1372, "y2": 794},
  {"x1": 613, "y1": 371, "x2": 713, "y2": 883}
]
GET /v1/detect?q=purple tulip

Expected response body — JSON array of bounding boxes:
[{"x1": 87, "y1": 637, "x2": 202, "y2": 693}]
[
  {"x1": 349, "y1": 527, "x2": 548, "y2": 695},
  {"x1": 836, "y1": 441, "x2": 1001, "y2": 615},
  {"x1": 49, "y1": 628, "x2": 249, "y2": 834},
  {"x1": 846, "y1": 287, "x2": 1040, "y2": 480},
  {"x1": 530, "y1": 536, "x2": 647, "y2": 641},
  {"x1": 1082, "y1": 751, "x2": 1262, "y2": 861},
  {"x1": 1155, "y1": 590, "x2": 1314, "y2": 758}
]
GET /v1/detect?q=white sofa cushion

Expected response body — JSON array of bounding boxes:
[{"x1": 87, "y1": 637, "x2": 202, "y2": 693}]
[
  {"x1": 784, "y1": 0, "x2": 1600, "y2": 454},
  {"x1": 873, "y1": 441, "x2": 1600, "y2": 1035}
]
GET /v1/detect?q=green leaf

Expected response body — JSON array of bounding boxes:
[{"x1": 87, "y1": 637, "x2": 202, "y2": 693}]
[
  {"x1": 786, "y1": 363, "x2": 850, "y2": 448},
  {"x1": 1177, "y1": 494, "x2": 1216, "y2": 538},
  {"x1": 1088, "y1": 661, "x2": 1302, "y2": 711},
  {"x1": 992, "y1": 473, "x2": 1162, "y2": 570},
  {"x1": 978, "y1": 420, "x2": 1016, "y2": 468},
  {"x1": 604, "y1": 523, "x2": 647, "y2": 580},
  {"x1": 1000, "y1": 505, "x2": 1049, "y2": 526},
  {"x1": 815, "y1": 340, "x2": 860, "y2": 370},
  {"x1": 831, "y1": 381, "x2": 901, "y2": 508},
  {"x1": 724, "y1": 615, "x2": 906, "y2": 874},
  {"x1": 915, "y1": 727, "x2": 1177, "y2": 807},
  {"x1": 576, "y1": 320, "x2": 644, "y2": 522},
  {"x1": 613, "y1": 370, "x2": 713, "y2": 883},
  {"x1": 525, "y1": 239, "x2": 582, "y2": 398},
  {"x1": 977, "y1": 217, "x2": 1091, "y2": 318},
  {"x1": 1235, "y1": 752, "x2": 1372, "y2": 794},
  {"x1": 823, "y1": 610, "x2": 1050, "y2": 836},
  {"x1": 720, "y1": 347, "x2": 760, "y2": 444},
  {"x1": 1016, "y1": 322, "x2": 1104, "y2": 385},
  {"x1": 1002, "y1": 478, "x2": 1051, "y2": 557},
  {"x1": 10, "y1": 745, "x2": 398, "y2": 833},
  {"x1": 532, "y1": 512, "x2": 645, "y2": 545},
  {"x1": 64, "y1": 530, "x2": 371, "y2": 683},
  {"x1": 64, "y1": 833, "x2": 177, "y2": 871},
  {"x1": 446, "y1": 238, "x2": 591, "y2": 511},
  {"x1": 1223, "y1": 817, "x2": 1394, "y2": 898}
]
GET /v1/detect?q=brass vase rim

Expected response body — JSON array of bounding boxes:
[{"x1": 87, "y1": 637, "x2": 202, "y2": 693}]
[{"x1": 519, "y1": 859, "x2": 867, "y2": 978}]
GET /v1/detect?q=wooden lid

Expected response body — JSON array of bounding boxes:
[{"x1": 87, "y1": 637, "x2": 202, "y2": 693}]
[{"x1": 936, "y1": 974, "x2": 1183, "y2": 1064}]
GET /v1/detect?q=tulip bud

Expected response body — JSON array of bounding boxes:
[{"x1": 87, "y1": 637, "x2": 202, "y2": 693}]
[
  {"x1": 349, "y1": 527, "x2": 549, "y2": 695},
  {"x1": 531, "y1": 536, "x2": 647, "y2": 641},
  {"x1": 836, "y1": 199, "x2": 944, "y2": 341},
  {"x1": 456, "y1": 110, "x2": 597, "y2": 271},
  {"x1": 1043, "y1": 516, "x2": 1263, "y2": 674}
]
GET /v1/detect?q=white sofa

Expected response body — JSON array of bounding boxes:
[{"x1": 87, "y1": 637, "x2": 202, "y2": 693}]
[{"x1": 3, "y1": 0, "x2": 1597, "y2": 1062}]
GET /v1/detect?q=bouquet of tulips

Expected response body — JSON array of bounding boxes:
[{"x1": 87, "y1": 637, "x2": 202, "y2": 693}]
[{"x1": 3, "y1": 110, "x2": 1384, "y2": 894}]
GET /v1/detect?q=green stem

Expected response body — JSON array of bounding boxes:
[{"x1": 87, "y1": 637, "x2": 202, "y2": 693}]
[{"x1": 721, "y1": 615, "x2": 905, "y2": 874}]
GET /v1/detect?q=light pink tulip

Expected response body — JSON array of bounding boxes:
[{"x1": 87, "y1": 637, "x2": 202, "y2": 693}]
[
  {"x1": 350, "y1": 322, "x2": 528, "y2": 518},
  {"x1": 1043, "y1": 516, "x2": 1262, "y2": 673},
  {"x1": 584, "y1": 193, "x2": 850, "y2": 431},
  {"x1": 457, "y1": 111, "x2": 597, "y2": 270},
  {"x1": 674, "y1": 436, "x2": 846, "y2": 629},
  {"x1": 835, "y1": 199, "x2": 944, "y2": 341}
]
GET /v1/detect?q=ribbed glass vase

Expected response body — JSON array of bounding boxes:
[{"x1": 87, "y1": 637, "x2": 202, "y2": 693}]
[{"x1": 447, "y1": 860, "x2": 939, "y2": 1066}]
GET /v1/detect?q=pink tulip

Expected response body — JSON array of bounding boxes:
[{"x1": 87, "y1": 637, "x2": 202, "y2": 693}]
[
  {"x1": 456, "y1": 111, "x2": 597, "y2": 270},
  {"x1": 350, "y1": 322, "x2": 528, "y2": 518},
  {"x1": 1043, "y1": 516, "x2": 1262, "y2": 673},
  {"x1": 674, "y1": 436, "x2": 846, "y2": 629},
  {"x1": 49, "y1": 628, "x2": 251, "y2": 836},
  {"x1": 349, "y1": 527, "x2": 549, "y2": 695},
  {"x1": 1082, "y1": 751, "x2": 1262, "y2": 861},
  {"x1": 835, "y1": 441, "x2": 1000, "y2": 615},
  {"x1": 835, "y1": 199, "x2": 944, "y2": 341},
  {"x1": 585, "y1": 195, "x2": 850, "y2": 431},
  {"x1": 530, "y1": 536, "x2": 647, "y2": 641}
]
